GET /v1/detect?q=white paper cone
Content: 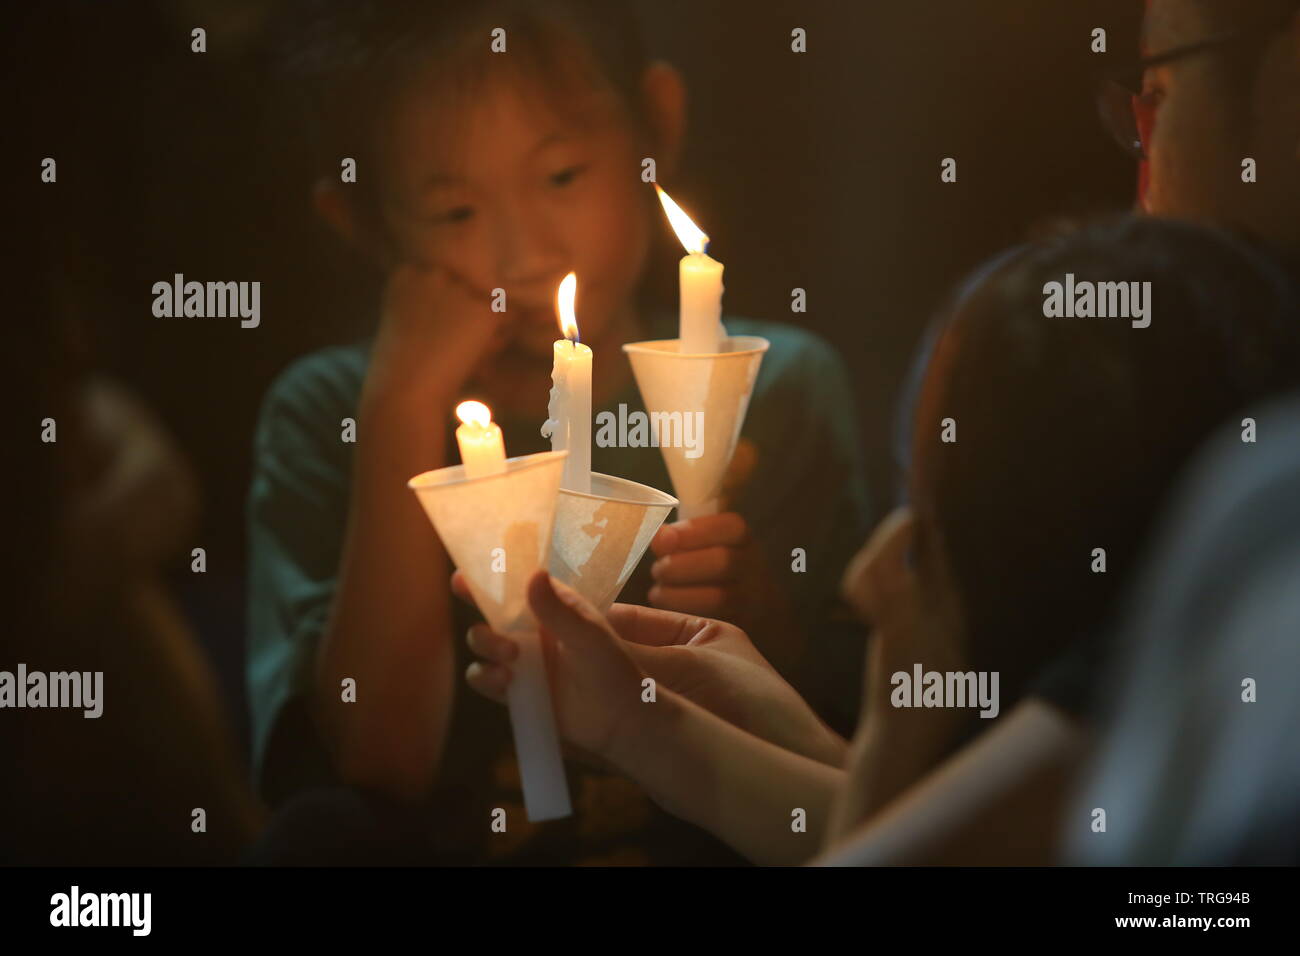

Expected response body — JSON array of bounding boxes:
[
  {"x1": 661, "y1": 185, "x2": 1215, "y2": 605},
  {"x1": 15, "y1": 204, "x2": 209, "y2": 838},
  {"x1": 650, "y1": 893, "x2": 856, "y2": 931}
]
[
  {"x1": 407, "y1": 450, "x2": 572, "y2": 821},
  {"x1": 552, "y1": 473, "x2": 678, "y2": 611},
  {"x1": 623, "y1": 335, "x2": 769, "y2": 517}
]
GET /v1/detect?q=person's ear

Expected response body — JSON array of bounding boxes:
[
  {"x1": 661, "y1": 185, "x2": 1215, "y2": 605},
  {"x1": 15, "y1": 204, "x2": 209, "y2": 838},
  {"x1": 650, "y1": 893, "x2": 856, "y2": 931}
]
[
  {"x1": 639, "y1": 60, "x2": 687, "y2": 179},
  {"x1": 313, "y1": 177, "x2": 400, "y2": 271},
  {"x1": 312, "y1": 177, "x2": 357, "y2": 245}
]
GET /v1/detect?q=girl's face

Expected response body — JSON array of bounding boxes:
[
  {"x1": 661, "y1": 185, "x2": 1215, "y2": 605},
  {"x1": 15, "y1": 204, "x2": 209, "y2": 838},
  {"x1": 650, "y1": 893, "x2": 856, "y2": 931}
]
[{"x1": 377, "y1": 58, "x2": 656, "y2": 395}]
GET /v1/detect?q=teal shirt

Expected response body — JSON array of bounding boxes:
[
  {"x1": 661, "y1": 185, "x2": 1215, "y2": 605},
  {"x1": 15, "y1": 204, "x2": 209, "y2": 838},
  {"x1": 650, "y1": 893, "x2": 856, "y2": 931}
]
[{"x1": 246, "y1": 314, "x2": 870, "y2": 857}]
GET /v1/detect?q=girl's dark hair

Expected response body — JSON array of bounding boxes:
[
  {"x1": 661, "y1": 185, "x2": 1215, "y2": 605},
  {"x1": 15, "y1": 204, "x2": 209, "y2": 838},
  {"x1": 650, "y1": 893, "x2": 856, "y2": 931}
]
[
  {"x1": 914, "y1": 216, "x2": 1300, "y2": 703},
  {"x1": 274, "y1": 0, "x2": 649, "y2": 244}
]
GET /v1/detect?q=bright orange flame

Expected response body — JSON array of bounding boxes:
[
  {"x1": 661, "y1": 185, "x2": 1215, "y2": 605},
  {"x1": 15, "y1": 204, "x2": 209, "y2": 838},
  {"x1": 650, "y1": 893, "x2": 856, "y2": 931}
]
[
  {"x1": 555, "y1": 272, "x2": 579, "y2": 341},
  {"x1": 655, "y1": 184, "x2": 709, "y2": 255},
  {"x1": 455, "y1": 400, "x2": 493, "y2": 429}
]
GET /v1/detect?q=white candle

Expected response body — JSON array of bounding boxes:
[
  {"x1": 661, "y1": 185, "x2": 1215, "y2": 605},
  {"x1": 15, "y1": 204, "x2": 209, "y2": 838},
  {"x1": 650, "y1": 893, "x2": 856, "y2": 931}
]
[
  {"x1": 655, "y1": 184, "x2": 724, "y2": 353},
  {"x1": 455, "y1": 400, "x2": 506, "y2": 479},
  {"x1": 541, "y1": 272, "x2": 592, "y2": 493}
]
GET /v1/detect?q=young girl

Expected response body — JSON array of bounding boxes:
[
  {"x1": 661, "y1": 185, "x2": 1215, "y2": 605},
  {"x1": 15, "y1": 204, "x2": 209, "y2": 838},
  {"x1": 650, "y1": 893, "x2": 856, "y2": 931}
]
[
  {"x1": 247, "y1": 0, "x2": 868, "y2": 864},
  {"x1": 464, "y1": 216, "x2": 1300, "y2": 864}
]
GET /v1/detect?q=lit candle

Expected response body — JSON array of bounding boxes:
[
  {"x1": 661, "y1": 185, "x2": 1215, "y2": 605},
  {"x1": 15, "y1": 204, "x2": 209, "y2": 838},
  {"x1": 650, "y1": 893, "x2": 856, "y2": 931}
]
[
  {"x1": 454, "y1": 400, "x2": 506, "y2": 479},
  {"x1": 655, "y1": 184, "x2": 725, "y2": 354},
  {"x1": 541, "y1": 272, "x2": 592, "y2": 493}
]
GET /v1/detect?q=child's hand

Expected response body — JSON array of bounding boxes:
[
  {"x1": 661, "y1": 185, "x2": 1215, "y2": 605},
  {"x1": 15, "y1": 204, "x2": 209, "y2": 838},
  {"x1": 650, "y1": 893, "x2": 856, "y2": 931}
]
[
  {"x1": 646, "y1": 437, "x2": 762, "y2": 615},
  {"x1": 644, "y1": 439, "x2": 794, "y2": 642},
  {"x1": 646, "y1": 511, "x2": 763, "y2": 618},
  {"x1": 368, "y1": 262, "x2": 507, "y2": 399},
  {"x1": 457, "y1": 572, "x2": 845, "y2": 766},
  {"x1": 645, "y1": 508, "x2": 801, "y2": 670}
]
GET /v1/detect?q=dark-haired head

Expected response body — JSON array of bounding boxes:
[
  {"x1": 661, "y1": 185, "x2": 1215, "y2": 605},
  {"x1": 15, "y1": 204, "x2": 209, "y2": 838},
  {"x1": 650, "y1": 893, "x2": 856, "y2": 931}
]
[
  {"x1": 909, "y1": 216, "x2": 1300, "y2": 704},
  {"x1": 274, "y1": 0, "x2": 686, "y2": 416},
  {"x1": 280, "y1": 0, "x2": 653, "y2": 234}
]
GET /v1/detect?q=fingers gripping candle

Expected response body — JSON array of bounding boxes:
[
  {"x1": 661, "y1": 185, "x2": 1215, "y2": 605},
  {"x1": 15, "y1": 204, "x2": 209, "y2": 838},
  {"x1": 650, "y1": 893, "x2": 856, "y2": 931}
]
[
  {"x1": 541, "y1": 272, "x2": 592, "y2": 493},
  {"x1": 655, "y1": 184, "x2": 724, "y2": 354}
]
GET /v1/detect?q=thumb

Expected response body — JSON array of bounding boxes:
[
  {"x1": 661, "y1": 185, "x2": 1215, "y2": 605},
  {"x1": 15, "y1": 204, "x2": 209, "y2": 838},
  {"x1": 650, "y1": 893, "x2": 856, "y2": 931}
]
[{"x1": 527, "y1": 571, "x2": 614, "y2": 651}]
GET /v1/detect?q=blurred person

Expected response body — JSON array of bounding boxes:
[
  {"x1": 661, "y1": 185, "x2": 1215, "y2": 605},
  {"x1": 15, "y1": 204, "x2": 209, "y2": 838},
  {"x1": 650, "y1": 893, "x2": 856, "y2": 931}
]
[
  {"x1": 1068, "y1": 394, "x2": 1300, "y2": 865},
  {"x1": 1, "y1": 210, "x2": 265, "y2": 864},
  {"x1": 820, "y1": 0, "x2": 1300, "y2": 865},
  {"x1": 465, "y1": 217, "x2": 1300, "y2": 864}
]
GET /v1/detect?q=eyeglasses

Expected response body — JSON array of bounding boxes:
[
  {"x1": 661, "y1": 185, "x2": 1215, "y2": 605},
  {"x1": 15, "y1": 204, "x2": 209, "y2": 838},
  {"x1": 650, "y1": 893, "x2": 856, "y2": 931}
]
[{"x1": 1097, "y1": 4, "x2": 1300, "y2": 161}]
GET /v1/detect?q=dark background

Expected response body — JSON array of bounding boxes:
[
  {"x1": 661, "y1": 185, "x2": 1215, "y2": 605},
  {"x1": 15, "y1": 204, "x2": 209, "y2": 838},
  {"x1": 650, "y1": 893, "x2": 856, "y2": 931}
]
[{"x1": 11, "y1": 0, "x2": 1141, "y2": 758}]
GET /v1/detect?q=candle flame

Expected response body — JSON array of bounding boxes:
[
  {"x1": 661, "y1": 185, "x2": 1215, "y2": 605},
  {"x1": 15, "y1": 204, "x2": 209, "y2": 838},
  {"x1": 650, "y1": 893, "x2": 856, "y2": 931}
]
[
  {"x1": 655, "y1": 184, "x2": 709, "y2": 255},
  {"x1": 455, "y1": 400, "x2": 493, "y2": 429},
  {"x1": 556, "y1": 271, "x2": 579, "y2": 341}
]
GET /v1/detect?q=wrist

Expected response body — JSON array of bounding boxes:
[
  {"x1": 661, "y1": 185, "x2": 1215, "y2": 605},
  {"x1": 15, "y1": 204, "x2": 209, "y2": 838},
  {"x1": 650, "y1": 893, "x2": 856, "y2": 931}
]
[
  {"x1": 351, "y1": 382, "x2": 450, "y2": 479},
  {"x1": 605, "y1": 685, "x2": 687, "y2": 779},
  {"x1": 363, "y1": 350, "x2": 467, "y2": 407},
  {"x1": 862, "y1": 704, "x2": 967, "y2": 771}
]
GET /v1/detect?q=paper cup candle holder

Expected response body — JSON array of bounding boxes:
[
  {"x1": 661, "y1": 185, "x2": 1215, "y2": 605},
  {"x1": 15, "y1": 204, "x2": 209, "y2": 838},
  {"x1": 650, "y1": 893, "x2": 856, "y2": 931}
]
[
  {"x1": 543, "y1": 273, "x2": 679, "y2": 610},
  {"x1": 408, "y1": 405, "x2": 572, "y2": 822},
  {"x1": 623, "y1": 186, "x2": 769, "y2": 520}
]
